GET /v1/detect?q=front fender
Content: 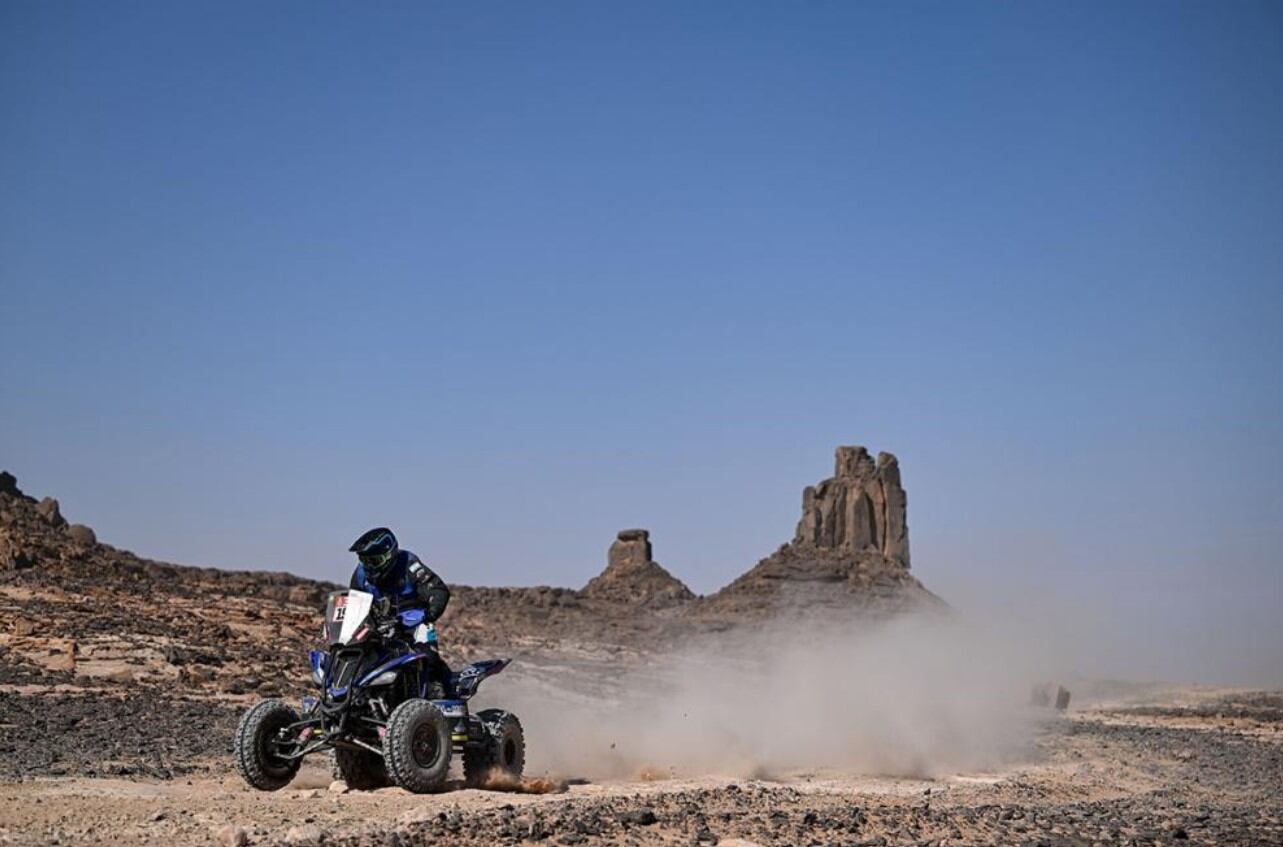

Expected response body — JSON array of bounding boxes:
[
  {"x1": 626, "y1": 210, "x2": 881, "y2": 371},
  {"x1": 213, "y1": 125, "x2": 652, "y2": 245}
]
[
  {"x1": 355, "y1": 651, "x2": 433, "y2": 688},
  {"x1": 309, "y1": 650, "x2": 330, "y2": 686}
]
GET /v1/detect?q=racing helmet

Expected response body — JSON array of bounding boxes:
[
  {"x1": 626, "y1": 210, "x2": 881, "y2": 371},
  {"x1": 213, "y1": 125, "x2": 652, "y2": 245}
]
[{"x1": 350, "y1": 527, "x2": 399, "y2": 579}]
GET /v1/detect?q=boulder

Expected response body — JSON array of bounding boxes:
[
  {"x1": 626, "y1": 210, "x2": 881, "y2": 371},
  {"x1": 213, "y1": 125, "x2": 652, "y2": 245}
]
[
  {"x1": 35, "y1": 497, "x2": 66, "y2": 527},
  {"x1": 212, "y1": 824, "x2": 249, "y2": 847},
  {"x1": 65, "y1": 524, "x2": 96, "y2": 546},
  {"x1": 284, "y1": 824, "x2": 326, "y2": 845},
  {"x1": 1055, "y1": 685, "x2": 1072, "y2": 710}
]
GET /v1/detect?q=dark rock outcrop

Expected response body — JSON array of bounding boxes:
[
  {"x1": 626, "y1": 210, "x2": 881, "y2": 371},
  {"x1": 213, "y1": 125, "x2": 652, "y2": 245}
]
[
  {"x1": 582, "y1": 529, "x2": 695, "y2": 607},
  {"x1": 0, "y1": 472, "x2": 23, "y2": 499},
  {"x1": 699, "y1": 447, "x2": 937, "y2": 621}
]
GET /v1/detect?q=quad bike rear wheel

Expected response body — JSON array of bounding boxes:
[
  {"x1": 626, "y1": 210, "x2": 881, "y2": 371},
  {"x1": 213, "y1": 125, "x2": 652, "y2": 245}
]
[
  {"x1": 384, "y1": 699, "x2": 452, "y2": 793},
  {"x1": 234, "y1": 699, "x2": 302, "y2": 791},
  {"x1": 463, "y1": 709, "x2": 525, "y2": 788},
  {"x1": 333, "y1": 746, "x2": 390, "y2": 790}
]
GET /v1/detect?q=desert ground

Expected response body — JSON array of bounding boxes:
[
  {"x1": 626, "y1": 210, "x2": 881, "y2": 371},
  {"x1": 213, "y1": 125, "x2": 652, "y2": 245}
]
[{"x1": 1, "y1": 686, "x2": 1279, "y2": 847}]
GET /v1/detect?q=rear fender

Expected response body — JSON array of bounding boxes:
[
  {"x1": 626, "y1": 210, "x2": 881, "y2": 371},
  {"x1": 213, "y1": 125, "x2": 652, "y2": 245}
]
[{"x1": 450, "y1": 658, "x2": 510, "y2": 698}]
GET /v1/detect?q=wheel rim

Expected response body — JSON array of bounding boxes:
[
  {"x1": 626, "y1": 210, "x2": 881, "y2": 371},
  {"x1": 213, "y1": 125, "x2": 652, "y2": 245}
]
[
  {"x1": 261, "y1": 717, "x2": 296, "y2": 775},
  {"x1": 412, "y1": 722, "x2": 441, "y2": 767}
]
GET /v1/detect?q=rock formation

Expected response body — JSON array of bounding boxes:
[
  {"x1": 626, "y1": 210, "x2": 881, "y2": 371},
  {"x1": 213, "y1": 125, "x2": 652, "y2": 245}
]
[
  {"x1": 699, "y1": 446, "x2": 936, "y2": 620},
  {"x1": 795, "y1": 446, "x2": 909, "y2": 568},
  {"x1": 581, "y1": 529, "x2": 695, "y2": 607}
]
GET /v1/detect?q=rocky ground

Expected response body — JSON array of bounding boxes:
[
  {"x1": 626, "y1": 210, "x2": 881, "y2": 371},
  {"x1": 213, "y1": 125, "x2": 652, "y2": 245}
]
[{"x1": 0, "y1": 689, "x2": 1278, "y2": 846}]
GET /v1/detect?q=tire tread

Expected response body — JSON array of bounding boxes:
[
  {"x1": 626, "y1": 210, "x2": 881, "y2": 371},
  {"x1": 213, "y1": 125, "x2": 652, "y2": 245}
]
[
  {"x1": 463, "y1": 708, "x2": 524, "y2": 788},
  {"x1": 333, "y1": 747, "x2": 390, "y2": 790},
  {"x1": 233, "y1": 699, "x2": 301, "y2": 791},
  {"x1": 384, "y1": 699, "x2": 451, "y2": 794}
]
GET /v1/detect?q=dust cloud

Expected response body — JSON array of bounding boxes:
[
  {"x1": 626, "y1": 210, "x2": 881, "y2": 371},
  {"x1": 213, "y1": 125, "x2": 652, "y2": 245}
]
[{"x1": 491, "y1": 609, "x2": 1055, "y2": 781}]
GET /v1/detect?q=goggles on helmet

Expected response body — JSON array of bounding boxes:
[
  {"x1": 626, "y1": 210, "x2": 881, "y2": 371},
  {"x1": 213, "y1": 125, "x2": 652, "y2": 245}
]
[{"x1": 359, "y1": 548, "x2": 396, "y2": 570}]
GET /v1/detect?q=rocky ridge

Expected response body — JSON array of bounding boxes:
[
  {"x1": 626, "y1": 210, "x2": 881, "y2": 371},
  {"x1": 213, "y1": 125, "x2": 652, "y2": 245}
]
[{"x1": 0, "y1": 446, "x2": 937, "y2": 755}]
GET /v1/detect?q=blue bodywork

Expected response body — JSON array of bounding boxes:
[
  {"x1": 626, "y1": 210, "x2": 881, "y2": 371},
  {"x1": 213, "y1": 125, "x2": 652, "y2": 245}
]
[
  {"x1": 355, "y1": 650, "x2": 431, "y2": 689},
  {"x1": 450, "y1": 659, "x2": 509, "y2": 698},
  {"x1": 313, "y1": 644, "x2": 508, "y2": 703}
]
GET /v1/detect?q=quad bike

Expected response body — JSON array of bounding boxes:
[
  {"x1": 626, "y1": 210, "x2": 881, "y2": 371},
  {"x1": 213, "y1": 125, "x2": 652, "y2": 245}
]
[{"x1": 233, "y1": 590, "x2": 524, "y2": 793}]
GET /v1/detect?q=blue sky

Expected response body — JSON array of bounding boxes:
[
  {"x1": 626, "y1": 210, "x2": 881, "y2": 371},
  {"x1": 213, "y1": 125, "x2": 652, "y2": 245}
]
[{"x1": 2, "y1": 2, "x2": 1280, "y2": 683}]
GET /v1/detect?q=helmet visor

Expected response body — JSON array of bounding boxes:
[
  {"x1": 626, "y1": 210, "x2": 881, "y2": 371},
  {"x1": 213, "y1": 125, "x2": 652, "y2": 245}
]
[{"x1": 359, "y1": 549, "x2": 396, "y2": 571}]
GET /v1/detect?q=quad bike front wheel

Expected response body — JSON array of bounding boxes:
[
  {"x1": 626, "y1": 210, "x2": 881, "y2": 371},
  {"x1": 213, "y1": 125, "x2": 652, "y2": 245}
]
[
  {"x1": 384, "y1": 699, "x2": 452, "y2": 793},
  {"x1": 463, "y1": 709, "x2": 525, "y2": 788},
  {"x1": 333, "y1": 746, "x2": 390, "y2": 790},
  {"x1": 234, "y1": 699, "x2": 302, "y2": 791}
]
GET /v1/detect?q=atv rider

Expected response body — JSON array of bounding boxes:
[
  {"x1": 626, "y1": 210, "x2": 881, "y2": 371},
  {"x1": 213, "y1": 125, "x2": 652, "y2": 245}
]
[{"x1": 348, "y1": 527, "x2": 452, "y2": 696}]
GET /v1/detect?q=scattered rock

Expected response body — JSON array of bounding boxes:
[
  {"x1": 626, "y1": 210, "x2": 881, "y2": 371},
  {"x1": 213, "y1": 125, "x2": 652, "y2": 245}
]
[
  {"x1": 0, "y1": 689, "x2": 239, "y2": 780},
  {"x1": 212, "y1": 823, "x2": 249, "y2": 847},
  {"x1": 398, "y1": 808, "x2": 436, "y2": 825},
  {"x1": 619, "y1": 808, "x2": 658, "y2": 826},
  {"x1": 284, "y1": 823, "x2": 326, "y2": 844},
  {"x1": 693, "y1": 825, "x2": 719, "y2": 844},
  {"x1": 163, "y1": 645, "x2": 224, "y2": 667}
]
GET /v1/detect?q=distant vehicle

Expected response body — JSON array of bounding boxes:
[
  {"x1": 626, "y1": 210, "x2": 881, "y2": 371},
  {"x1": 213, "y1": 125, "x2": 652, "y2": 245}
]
[{"x1": 233, "y1": 589, "x2": 524, "y2": 793}]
